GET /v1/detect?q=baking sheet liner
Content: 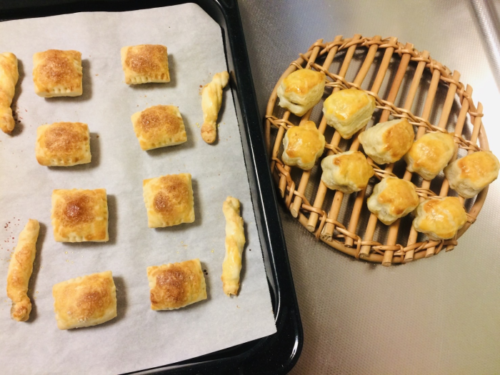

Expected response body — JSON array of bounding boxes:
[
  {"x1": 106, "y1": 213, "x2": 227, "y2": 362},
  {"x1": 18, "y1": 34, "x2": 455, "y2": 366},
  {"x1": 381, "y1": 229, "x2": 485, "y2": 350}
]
[{"x1": 0, "y1": 4, "x2": 276, "y2": 374}]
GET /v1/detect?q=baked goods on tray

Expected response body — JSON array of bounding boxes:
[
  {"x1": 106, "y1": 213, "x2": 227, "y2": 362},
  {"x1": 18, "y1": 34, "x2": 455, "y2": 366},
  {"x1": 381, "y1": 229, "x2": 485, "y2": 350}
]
[
  {"x1": 143, "y1": 173, "x2": 195, "y2": 228},
  {"x1": 131, "y1": 105, "x2": 187, "y2": 151},
  {"x1": 147, "y1": 259, "x2": 207, "y2": 310},
  {"x1": 221, "y1": 196, "x2": 245, "y2": 297},
  {"x1": 121, "y1": 44, "x2": 170, "y2": 84},
  {"x1": 35, "y1": 122, "x2": 91, "y2": 166},
  {"x1": 282, "y1": 120, "x2": 325, "y2": 170},
  {"x1": 201, "y1": 71, "x2": 229, "y2": 144},
  {"x1": 52, "y1": 271, "x2": 117, "y2": 329},
  {"x1": 266, "y1": 36, "x2": 499, "y2": 264},
  {"x1": 0, "y1": 52, "x2": 19, "y2": 134},
  {"x1": 6, "y1": 219, "x2": 40, "y2": 322},
  {"x1": 33, "y1": 50, "x2": 83, "y2": 97},
  {"x1": 277, "y1": 69, "x2": 325, "y2": 117},
  {"x1": 51, "y1": 188, "x2": 109, "y2": 242}
]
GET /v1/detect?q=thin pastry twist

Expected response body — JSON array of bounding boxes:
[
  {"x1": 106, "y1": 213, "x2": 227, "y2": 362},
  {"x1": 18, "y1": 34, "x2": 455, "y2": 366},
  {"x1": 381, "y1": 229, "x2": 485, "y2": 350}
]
[
  {"x1": 7, "y1": 219, "x2": 40, "y2": 322},
  {"x1": 221, "y1": 196, "x2": 246, "y2": 296},
  {"x1": 0, "y1": 52, "x2": 19, "y2": 134},
  {"x1": 201, "y1": 71, "x2": 229, "y2": 144}
]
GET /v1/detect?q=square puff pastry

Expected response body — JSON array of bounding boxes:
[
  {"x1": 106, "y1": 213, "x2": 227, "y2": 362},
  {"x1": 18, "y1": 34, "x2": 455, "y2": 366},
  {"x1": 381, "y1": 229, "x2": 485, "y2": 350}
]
[
  {"x1": 444, "y1": 151, "x2": 500, "y2": 198},
  {"x1": 320, "y1": 151, "x2": 374, "y2": 194},
  {"x1": 404, "y1": 131, "x2": 455, "y2": 180},
  {"x1": 147, "y1": 259, "x2": 207, "y2": 310},
  {"x1": 0, "y1": 52, "x2": 19, "y2": 134},
  {"x1": 277, "y1": 69, "x2": 325, "y2": 117},
  {"x1": 412, "y1": 197, "x2": 467, "y2": 240},
  {"x1": 36, "y1": 122, "x2": 91, "y2": 166},
  {"x1": 359, "y1": 118, "x2": 415, "y2": 165},
  {"x1": 121, "y1": 45, "x2": 170, "y2": 84},
  {"x1": 51, "y1": 189, "x2": 109, "y2": 242},
  {"x1": 143, "y1": 173, "x2": 195, "y2": 228},
  {"x1": 367, "y1": 177, "x2": 419, "y2": 225},
  {"x1": 33, "y1": 50, "x2": 82, "y2": 97},
  {"x1": 52, "y1": 271, "x2": 117, "y2": 329},
  {"x1": 323, "y1": 88, "x2": 375, "y2": 139},
  {"x1": 131, "y1": 105, "x2": 187, "y2": 150},
  {"x1": 282, "y1": 121, "x2": 325, "y2": 170}
]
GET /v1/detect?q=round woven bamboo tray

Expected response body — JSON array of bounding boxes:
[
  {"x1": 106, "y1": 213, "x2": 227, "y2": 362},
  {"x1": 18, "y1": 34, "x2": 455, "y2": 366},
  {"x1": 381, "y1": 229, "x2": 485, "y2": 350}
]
[{"x1": 265, "y1": 35, "x2": 490, "y2": 266}]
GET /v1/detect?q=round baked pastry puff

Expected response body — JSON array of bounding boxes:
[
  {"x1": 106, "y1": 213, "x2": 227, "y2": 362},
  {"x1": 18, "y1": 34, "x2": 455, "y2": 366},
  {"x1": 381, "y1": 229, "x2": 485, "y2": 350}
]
[
  {"x1": 444, "y1": 151, "x2": 500, "y2": 198},
  {"x1": 359, "y1": 118, "x2": 415, "y2": 165},
  {"x1": 282, "y1": 121, "x2": 326, "y2": 170},
  {"x1": 404, "y1": 131, "x2": 455, "y2": 180},
  {"x1": 321, "y1": 151, "x2": 374, "y2": 194},
  {"x1": 277, "y1": 69, "x2": 325, "y2": 117},
  {"x1": 323, "y1": 88, "x2": 376, "y2": 139},
  {"x1": 412, "y1": 197, "x2": 467, "y2": 240},
  {"x1": 367, "y1": 177, "x2": 419, "y2": 225}
]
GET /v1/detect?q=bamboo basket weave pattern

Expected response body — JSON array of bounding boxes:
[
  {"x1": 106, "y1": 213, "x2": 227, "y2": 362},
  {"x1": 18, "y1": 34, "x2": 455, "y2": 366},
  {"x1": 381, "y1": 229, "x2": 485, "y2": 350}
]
[{"x1": 265, "y1": 35, "x2": 490, "y2": 265}]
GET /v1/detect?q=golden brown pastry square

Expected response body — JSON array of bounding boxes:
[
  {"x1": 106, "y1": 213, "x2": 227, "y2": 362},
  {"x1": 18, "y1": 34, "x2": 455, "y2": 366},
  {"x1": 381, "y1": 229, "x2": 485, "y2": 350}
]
[
  {"x1": 52, "y1": 271, "x2": 117, "y2": 329},
  {"x1": 51, "y1": 189, "x2": 109, "y2": 242},
  {"x1": 35, "y1": 122, "x2": 91, "y2": 166},
  {"x1": 131, "y1": 105, "x2": 187, "y2": 150},
  {"x1": 121, "y1": 45, "x2": 170, "y2": 84},
  {"x1": 33, "y1": 50, "x2": 83, "y2": 97},
  {"x1": 143, "y1": 173, "x2": 195, "y2": 228},
  {"x1": 147, "y1": 259, "x2": 207, "y2": 310}
]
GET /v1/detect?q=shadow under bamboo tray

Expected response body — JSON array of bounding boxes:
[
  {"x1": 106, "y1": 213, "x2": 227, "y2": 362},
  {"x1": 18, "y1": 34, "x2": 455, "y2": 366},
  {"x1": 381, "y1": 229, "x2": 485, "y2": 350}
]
[{"x1": 265, "y1": 35, "x2": 490, "y2": 266}]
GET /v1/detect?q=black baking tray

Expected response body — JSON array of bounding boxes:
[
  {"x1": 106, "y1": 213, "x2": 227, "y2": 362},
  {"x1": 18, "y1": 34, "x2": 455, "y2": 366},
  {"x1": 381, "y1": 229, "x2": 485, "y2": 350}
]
[{"x1": 0, "y1": 0, "x2": 303, "y2": 373}]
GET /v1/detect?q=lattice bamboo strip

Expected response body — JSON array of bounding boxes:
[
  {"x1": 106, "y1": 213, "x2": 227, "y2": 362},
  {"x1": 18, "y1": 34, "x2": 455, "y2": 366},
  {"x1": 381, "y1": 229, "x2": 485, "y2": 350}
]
[{"x1": 265, "y1": 35, "x2": 492, "y2": 264}]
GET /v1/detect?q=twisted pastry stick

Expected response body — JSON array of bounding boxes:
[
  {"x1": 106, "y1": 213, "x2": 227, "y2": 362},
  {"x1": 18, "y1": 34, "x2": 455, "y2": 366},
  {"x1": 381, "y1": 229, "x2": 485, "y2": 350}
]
[
  {"x1": 7, "y1": 219, "x2": 40, "y2": 322},
  {"x1": 0, "y1": 52, "x2": 19, "y2": 134},
  {"x1": 201, "y1": 71, "x2": 229, "y2": 143},
  {"x1": 221, "y1": 196, "x2": 245, "y2": 296}
]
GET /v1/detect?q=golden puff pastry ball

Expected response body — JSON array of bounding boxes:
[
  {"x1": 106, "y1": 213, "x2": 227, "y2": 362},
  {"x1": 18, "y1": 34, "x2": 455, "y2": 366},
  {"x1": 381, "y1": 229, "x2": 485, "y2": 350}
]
[
  {"x1": 282, "y1": 121, "x2": 325, "y2": 170},
  {"x1": 323, "y1": 88, "x2": 376, "y2": 139},
  {"x1": 404, "y1": 131, "x2": 455, "y2": 180},
  {"x1": 412, "y1": 197, "x2": 467, "y2": 240},
  {"x1": 444, "y1": 151, "x2": 500, "y2": 198},
  {"x1": 367, "y1": 177, "x2": 419, "y2": 225},
  {"x1": 359, "y1": 118, "x2": 415, "y2": 165},
  {"x1": 321, "y1": 151, "x2": 374, "y2": 194},
  {"x1": 277, "y1": 69, "x2": 325, "y2": 117}
]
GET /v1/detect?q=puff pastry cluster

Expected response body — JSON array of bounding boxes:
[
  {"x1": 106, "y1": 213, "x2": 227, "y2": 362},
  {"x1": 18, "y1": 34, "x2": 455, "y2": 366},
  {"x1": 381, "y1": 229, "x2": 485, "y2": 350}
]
[
  {"x1": 321, "y1": 151, "x2": 374, "y2": 194},
  {"x1": 277, "y1": 69, "x2": 325, "y2": 117},
  {"x1": 282, "y1": 121, "x2": 325, "y2": 170}
]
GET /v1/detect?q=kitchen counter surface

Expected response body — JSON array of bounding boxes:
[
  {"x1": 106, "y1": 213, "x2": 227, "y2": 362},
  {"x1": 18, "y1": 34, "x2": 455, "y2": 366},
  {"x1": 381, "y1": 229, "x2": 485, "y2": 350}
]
[{"x1": 238, "y1": 0, "x2": 500, "y2": 373}]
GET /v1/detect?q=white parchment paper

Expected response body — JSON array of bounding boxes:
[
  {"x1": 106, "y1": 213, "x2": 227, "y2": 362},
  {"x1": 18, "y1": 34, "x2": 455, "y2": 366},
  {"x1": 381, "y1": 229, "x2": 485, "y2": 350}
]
[{"x1": 0, "y1": 4, "x2": 276, "y2": 374}]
